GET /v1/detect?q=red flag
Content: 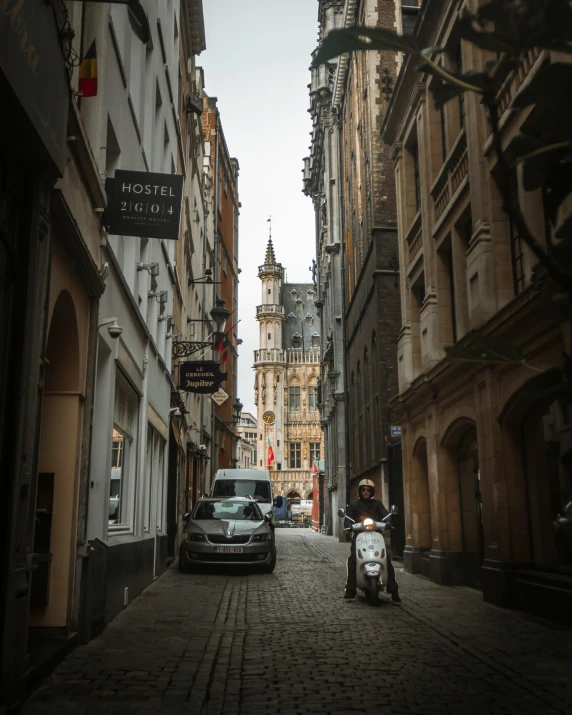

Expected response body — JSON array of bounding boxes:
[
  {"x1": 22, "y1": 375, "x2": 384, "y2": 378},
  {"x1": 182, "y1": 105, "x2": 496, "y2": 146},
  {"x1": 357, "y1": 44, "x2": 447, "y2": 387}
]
[
  {"x1": 267, "y1": 436, "x2": 275, "y2": 469},
  {"x1": 311, "y1": 460, "x2": 320, "y2": 475}
]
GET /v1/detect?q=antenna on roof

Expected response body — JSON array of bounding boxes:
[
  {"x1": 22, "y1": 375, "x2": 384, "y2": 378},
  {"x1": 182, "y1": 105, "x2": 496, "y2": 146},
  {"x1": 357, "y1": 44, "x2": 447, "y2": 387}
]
[{"x1": 267, "y1": 215, "x2": 272, "y2": 241}]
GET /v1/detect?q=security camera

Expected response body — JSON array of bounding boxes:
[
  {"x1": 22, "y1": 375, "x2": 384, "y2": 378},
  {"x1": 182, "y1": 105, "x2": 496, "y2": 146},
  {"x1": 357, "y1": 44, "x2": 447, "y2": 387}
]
[{"x1": 107, "y1": 322, "x2": 122, "y2": 339}]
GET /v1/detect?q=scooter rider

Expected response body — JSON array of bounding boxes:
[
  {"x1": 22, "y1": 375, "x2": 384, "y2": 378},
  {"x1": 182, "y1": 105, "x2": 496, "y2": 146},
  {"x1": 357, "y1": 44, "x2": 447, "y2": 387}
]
[{"x1": 343, "y1": 479, "x2": 401, "y2": 602}]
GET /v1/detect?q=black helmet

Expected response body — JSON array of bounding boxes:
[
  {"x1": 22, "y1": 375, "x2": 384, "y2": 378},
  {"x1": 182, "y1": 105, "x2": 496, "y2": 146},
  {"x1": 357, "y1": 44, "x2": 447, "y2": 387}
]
[{"x1": 358, "y1": 479, "x2": 375, "y2": 498}]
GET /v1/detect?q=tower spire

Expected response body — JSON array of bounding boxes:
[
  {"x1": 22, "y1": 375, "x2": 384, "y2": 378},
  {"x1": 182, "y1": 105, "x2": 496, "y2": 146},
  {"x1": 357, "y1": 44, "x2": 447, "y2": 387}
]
[{"x1": 264, "y1": 237, "x2": 276, "y2": 266}]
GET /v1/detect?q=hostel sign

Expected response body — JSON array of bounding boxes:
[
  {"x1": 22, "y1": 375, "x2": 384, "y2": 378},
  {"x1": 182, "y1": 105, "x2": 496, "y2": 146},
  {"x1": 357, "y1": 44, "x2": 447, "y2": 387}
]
[
  {"x1": 179, "y1": 361, "x2": 226, "y2": 394},
  {"x1": 104, "y1": 170, "x2": 183, "y2": 240}
]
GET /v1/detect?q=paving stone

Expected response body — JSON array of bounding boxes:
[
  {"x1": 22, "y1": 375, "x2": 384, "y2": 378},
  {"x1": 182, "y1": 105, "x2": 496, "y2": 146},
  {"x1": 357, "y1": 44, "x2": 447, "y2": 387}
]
[{"x1": 20, "y1": 531, "x2": 572, "y2": 715}]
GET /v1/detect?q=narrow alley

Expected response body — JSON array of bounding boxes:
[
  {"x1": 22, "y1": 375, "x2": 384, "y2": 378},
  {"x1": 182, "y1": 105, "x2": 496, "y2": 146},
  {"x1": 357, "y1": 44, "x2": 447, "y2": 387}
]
[{"x1": 23, "y1": 531, "x2": 572, "y2": 715}]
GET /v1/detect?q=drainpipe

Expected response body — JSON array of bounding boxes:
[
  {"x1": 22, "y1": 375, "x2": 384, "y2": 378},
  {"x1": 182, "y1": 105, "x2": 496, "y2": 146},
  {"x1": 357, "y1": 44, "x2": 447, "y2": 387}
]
[{"x1": 336, "y1": 111, "x2": 351, "y2": 515}]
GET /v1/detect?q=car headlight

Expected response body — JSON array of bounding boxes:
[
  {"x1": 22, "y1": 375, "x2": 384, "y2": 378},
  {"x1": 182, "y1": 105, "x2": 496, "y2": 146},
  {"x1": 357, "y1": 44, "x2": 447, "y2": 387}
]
[
  {"x1": 251, "y1": 533, "x2": 272, "y2": 542},
  {"x1": 185, "y1": 532, "x2": 206, "y2": 542},
  {"x1": 363, "y1": 518, "x2": 374, "y2": 530}
]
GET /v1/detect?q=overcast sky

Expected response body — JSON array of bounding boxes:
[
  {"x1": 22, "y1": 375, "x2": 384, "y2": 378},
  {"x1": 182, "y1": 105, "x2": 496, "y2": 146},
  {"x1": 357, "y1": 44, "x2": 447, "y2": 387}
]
[{"x1": 200, "y1": 0, "x2": 318, "y2": 415}]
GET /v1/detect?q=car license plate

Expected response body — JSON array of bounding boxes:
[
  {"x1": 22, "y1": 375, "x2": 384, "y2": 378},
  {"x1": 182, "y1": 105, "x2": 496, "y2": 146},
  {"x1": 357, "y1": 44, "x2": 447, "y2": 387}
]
[{"x1": 214, "y1": 546, "x2": 244, "y2": 553}]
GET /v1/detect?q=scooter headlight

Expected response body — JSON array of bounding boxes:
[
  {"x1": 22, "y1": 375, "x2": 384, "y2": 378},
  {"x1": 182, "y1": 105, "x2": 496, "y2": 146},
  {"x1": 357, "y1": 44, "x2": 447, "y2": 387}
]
[{"x1": 363, "y1": 518, "x2": 374, "y2": 530}]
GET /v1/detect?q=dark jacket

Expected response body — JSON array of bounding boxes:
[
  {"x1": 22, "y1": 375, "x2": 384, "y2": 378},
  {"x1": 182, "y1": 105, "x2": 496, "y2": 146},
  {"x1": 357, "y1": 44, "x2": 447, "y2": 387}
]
[{"x1": 345, "y1": 497, "x2": 389, "y2": 528}]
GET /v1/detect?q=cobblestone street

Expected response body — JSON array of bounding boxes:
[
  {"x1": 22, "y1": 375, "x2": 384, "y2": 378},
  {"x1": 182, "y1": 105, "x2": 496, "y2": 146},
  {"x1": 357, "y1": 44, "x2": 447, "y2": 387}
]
[{"x1": 23, "y1": 531, "x2": 572, "y2": 715}]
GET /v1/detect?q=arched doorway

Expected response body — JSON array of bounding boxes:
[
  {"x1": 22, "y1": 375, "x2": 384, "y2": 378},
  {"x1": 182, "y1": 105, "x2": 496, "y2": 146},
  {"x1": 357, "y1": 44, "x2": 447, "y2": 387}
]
[
  {"x1": 286, "y1": 490, "x2": 301, "y2": 499},
  {"x1": 441, "y1": 419, "x2": 483, "y2": 588},
  {"x1": 306, "y1": 490, "x2": 314, "y2": 501},
  {"x1": 31, "y1": 291, "x2": 82, "y2": 628}
]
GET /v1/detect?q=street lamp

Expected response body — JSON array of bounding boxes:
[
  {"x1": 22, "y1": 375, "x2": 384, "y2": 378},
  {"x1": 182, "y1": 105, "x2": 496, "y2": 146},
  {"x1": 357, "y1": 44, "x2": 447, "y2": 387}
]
[{"x1": 172, "y1": 298, "x2": 230, "y2": 358}]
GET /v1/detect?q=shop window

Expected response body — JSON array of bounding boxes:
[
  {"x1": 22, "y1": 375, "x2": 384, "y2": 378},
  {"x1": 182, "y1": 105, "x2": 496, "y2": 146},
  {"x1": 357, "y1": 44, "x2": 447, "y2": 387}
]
[{"x1": 109, "y1": 372, "x2": 139, "y2": 530}]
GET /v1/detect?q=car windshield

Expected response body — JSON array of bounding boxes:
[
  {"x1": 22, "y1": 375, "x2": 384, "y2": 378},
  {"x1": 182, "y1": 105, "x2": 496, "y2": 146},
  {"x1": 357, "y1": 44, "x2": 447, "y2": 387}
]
[
  {"x1": 212, "y1": 479, "x2": 271, "y2": 504},
  {"x1": 193, "y1": 500, "x2": 263, "y2": 521}
]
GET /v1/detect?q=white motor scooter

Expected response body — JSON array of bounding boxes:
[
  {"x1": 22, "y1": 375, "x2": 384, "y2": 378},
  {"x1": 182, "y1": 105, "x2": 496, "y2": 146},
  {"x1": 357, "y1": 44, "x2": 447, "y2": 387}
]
[{"x1": 338, "y1": 506, "x2": 397, "y2": 606}]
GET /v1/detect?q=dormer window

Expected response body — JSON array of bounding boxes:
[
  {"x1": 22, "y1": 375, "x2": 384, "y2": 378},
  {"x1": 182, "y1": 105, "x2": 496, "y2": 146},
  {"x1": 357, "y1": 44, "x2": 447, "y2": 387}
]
[
  {"x1": 295, "y1": 299, "x2": 303, "y2": 311},
  {"x1": 290, "y1": 289, "x2": 298, "y2": 297},
  {"x1": 307, "y1": 290, "x2": 314, "y2": 300},
  {"x1": 311, "y1": 332, "x2": 319, "y2": 348},
  {"x1": 288, "y1": 312, "x2": 296, "y2": 324},
  {"x1": 292, "y1": 332, "x2": 301, "y2": 349},
  {"x1": 305, "y1": 313, "x2": 313, "y2": 327}
]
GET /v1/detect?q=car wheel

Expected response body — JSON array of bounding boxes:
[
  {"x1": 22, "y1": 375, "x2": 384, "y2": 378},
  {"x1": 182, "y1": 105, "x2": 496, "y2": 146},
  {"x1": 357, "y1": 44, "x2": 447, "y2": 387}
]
[{"x1": 260, "y1": 546, "x2": 276, "y2": 574}]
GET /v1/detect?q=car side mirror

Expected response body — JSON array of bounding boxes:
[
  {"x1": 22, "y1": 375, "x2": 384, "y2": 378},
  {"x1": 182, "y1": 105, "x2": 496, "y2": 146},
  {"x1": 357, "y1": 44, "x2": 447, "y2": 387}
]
[
  {"x1": 264, "y1": 512, "x2": 272, "y2": 523},
  {"x1": 338, "y1": 508, "x2": 345, "y2": 517},
  {"x1": 273, "y1": 496, "x2": 284, "y2": 508},
  {"x1": 183, "y1": 512, "x2": 191, "y2": 523}
]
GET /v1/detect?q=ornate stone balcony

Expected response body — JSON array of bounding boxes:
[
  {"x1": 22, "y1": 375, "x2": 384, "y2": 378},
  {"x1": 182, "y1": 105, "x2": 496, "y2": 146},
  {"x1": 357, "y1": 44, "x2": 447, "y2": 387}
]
[
  {"x1": 496, "y1": 47, "x2": 542, "y2": 117},
  {"x1": 256, "y1": 304, "x2": 285, "y2": 318},
  {"x1": 431, "y1": 130, "x2": 469, "y2": 225},
  {"x1": 287, "y1": 350, "x2": 320, "y2": 364},
  {"x1": 405, "y1": 212, "x2": 422, "y2": 265},
  {"x1": 254, "y1": 348, "x2": 287, "y2": 364}
]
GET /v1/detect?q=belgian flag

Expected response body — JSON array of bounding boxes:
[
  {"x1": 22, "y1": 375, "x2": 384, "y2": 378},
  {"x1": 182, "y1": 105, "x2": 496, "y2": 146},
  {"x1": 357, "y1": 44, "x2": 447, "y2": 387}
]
[{"x1": 79, "y1": 40, "x2": 98, "y2": 98}]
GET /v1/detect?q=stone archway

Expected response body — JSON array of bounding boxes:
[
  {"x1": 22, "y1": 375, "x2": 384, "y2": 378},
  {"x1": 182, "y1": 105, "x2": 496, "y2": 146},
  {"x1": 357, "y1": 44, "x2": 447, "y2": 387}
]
[
  {"x1": 500, "y1": 372, "x2": 572, "y2": 573},
  {"x1": 286, "y1": 490, "x2": 301, "y2": 499},
  {"x1": 31, "y1": 290, "x2": 82, "y2": 628}
]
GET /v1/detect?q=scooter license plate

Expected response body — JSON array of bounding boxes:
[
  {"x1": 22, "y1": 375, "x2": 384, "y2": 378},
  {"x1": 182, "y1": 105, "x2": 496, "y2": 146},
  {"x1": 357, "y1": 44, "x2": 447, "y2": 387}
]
[{"x1": 214, "y1": 546, "x2": 243, "y2": 553}]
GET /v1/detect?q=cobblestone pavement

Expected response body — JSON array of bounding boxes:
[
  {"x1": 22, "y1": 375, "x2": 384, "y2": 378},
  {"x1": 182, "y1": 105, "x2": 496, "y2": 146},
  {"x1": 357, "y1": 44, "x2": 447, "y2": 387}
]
[{"x1": 23, "y1": 531, "x2": 572, "y2": 715}]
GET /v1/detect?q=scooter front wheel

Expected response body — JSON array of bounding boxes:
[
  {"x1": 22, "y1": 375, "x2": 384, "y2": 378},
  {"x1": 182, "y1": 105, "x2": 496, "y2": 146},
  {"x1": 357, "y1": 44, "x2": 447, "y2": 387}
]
[{"x1": 366, "y1": 575, "x2": 381, "y2": 606}]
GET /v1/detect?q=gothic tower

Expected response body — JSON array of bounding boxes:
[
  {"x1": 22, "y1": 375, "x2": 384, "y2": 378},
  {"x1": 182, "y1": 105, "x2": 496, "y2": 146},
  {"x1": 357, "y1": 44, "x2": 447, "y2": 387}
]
[{"x1": 254, "y1": 239, "x2": 323, "y2": 504}]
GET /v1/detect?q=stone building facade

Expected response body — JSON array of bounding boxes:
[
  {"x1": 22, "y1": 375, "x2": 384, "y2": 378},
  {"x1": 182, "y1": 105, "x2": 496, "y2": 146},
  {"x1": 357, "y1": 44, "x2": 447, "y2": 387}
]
[
  {"x1": 382, "y1": 0, "x2": 572, "y2": 624},
  {"x1": 304, "y1": 0, "x2": 408, "y2": 545},
  {"x1": 253, "y1": 240, "x2": 324, "y2": 501}
]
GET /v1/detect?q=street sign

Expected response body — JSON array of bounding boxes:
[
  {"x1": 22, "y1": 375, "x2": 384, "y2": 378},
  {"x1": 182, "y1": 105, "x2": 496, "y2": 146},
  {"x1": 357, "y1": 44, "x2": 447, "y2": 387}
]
[
  {"x1": 179, "y1": 361, "x2": 226, "y2": 394},
  {"x1": 104, "y1": 169, "x2": 183, "y2": 240},
  {"x1": 211, "y1": 389, "x2": 229, "y2": 406}
]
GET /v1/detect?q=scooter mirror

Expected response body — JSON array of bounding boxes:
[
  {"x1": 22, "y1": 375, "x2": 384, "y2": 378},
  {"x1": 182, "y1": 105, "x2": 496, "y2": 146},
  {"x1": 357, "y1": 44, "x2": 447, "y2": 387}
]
[
  {"x1": 390, "y1": 505, "x2": 399, "y2": 514},
  {"x1": 337, "y1": 508, "x2": 345, "y2": 517}
]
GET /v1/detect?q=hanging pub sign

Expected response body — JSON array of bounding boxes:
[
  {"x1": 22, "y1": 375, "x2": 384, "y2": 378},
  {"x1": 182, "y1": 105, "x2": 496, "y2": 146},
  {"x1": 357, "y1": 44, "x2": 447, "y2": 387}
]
[
  {"x1": 179, "y1": 361, "x2": 227, "y2": 394},
  {"x1": 104, "y1": 169, "x2": 183, "y2": 240}
]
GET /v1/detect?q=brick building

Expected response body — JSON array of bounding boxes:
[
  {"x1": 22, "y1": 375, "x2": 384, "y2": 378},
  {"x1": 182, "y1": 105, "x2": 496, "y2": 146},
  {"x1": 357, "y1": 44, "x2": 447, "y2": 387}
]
[
  {"x1": 382, "y1": 0, "x2": 572, "y2": 624},
  {"x1": 202, "y1": 97, "x2": 241, "y2": 471}
]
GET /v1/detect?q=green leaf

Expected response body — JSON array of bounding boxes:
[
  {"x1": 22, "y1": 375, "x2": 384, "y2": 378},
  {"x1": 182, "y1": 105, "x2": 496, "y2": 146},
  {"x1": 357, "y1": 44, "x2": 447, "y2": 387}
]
[
  {"x1": 445, "y1": 333, "x2": 524, "y2": 366},
  {"x1": 312, "y1": 26, "x2": 418, "y2": 67}
]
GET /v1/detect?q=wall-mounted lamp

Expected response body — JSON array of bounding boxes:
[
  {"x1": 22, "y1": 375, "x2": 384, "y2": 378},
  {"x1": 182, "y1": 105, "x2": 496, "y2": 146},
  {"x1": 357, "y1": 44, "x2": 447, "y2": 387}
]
[
  {"x1": 149, "y1": 290, "x2": 168, "y2": 304},
  {"x1": 166, "y1": 332, "x2": 181, "y2": 340},
  {"x1": 188, "y1": 268, "x2": 221, "y2": 286},
  {"x1": 172, "y1": 298, "x2": 230, "y2": 358},
  {"x1": 137, "y1": 262, "x2": 160, "y2": 277},
  {"x1": 217, "y1": 398, "x2": 244, "y2": 426}
]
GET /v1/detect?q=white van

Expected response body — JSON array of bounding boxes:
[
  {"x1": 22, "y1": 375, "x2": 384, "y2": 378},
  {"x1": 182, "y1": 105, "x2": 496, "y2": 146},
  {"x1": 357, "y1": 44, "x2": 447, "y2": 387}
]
[{"x1": 210, "y1": 469, "x2": 283, "y2": 523}]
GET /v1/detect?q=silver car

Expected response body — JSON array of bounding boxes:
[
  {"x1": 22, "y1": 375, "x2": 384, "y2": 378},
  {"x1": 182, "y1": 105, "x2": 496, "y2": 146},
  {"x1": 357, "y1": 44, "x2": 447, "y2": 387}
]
[{"x1": 179, "y1": 497, "x2": 276, "y2": 573}]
